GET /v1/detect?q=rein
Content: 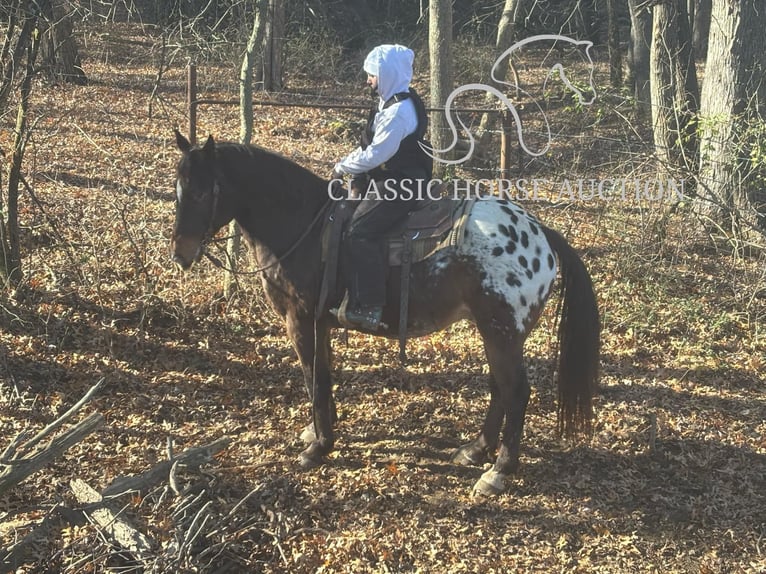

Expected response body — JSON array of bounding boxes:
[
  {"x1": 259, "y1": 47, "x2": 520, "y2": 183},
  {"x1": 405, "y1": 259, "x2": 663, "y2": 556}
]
[{"x1": 202, "y1": 193, "x2": 332, "y2": 276}]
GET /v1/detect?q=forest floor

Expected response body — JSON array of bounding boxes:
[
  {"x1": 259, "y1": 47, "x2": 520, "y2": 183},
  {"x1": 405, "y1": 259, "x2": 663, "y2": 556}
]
[{"x1": 1, "y1": 23, "x2": 765, "y2": 573}]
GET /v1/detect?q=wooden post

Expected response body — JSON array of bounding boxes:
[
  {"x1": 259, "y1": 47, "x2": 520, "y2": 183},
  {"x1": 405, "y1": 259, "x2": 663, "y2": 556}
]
[
  {"x1": 187, "y1": 63, "x2": 197, "y2": 145},
  {"x1": 499, "y1": 110, "x2": 511, "y2": 178}
]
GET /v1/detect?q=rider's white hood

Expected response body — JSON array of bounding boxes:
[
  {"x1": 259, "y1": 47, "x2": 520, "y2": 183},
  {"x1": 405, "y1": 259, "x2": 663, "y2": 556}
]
[{"x1": 363, "y1": 44, "x2": 413, "y2": 104}]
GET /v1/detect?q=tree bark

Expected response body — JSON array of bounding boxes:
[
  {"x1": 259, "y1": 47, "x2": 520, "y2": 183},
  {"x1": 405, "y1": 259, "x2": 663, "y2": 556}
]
[
  {"x1": 225, "y1": 0, "x2": 269, "y2": 299},
  {"x1": 40, "y1": 0, "x2": 87, "y2": 84},
  {"x1": 260, "y1": 0, "x2": 284, "y2": 92},
  {"x1": 650, "y1": 0, "x2": 699, "y2": 172},
  {"x1": 695, "y1": 0, "x2": 766, "y2": 236},
  {"x1": 627, "y1": 0, "x2": 652, "y2": 118},
  {"x1": 476, "y1": 0, "x2": 525, "y2": 153},
  {"x1": 692, "y1": 0, "x2": 711, "y2": 59},
  {"x1": 1, "y1": 5, "x2": 41, "y2": 287},
  {"x1": 607, "y1": 0, "x2": 622, "y2": 87},
  {"x1": 429, "y1": 0, "x2": 453, "y2": 178}
]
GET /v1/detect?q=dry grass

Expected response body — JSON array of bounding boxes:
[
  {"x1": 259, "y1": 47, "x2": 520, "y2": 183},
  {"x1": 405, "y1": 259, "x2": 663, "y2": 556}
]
[{"x1": 1, "y1": 24, "x2": 764, "y2": 573}]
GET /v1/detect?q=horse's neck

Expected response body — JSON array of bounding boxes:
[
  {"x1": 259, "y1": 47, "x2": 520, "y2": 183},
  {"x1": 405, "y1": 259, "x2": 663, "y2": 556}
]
[{"x1": 222, "y1": 153, "x2": 326, "y2": 266}]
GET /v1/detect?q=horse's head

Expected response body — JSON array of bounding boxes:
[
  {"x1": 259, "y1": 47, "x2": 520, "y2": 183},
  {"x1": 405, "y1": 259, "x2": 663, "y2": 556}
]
[{"x1": 171, "y1": 130, "x2": 220, "y2": 270}]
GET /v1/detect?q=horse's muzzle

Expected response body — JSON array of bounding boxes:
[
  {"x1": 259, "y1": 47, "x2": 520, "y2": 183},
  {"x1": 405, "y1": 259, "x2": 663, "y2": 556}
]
[{"x1": 171, "y1": 235, "x2": 202, "y2": 270}]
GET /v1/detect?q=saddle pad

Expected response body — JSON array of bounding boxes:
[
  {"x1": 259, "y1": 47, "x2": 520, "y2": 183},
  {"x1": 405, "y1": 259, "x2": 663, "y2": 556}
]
[{"x1": 387, "y1": 198, "x2": 476, "y2": 266}]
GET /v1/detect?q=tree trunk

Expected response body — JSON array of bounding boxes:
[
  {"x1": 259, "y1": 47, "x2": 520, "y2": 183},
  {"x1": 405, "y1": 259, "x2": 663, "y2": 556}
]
[
  {"x1": 429, "y1": 0, "x2": 453, "y2": 178},
  {"x1": 1, "y1": 6, "x2": 41, "y2": 287},
  {"x1": 224, "y1": 0, "x2": 269, "y2": 299},
  {"x1": 695, "y1": 0, "x2": 766, "y2": 237},
  {"x1": 692, "y1": 0, "x2": 711, "y2": 59},
  {"x1": 475, "y1": 0, "x2": 524, "y2": 154},
  {"x1": 607, "y1": 0, "x2": 622, "y2": 87},
  {"x1": 627, "y1": 0, "x2": 651, "y2": 118},
  {"x1": 650, "y1": 0, "x2": 699, "y2": 172},
  {"x1": 40, "y1": 0, "x2": 86, "y2": 85},
  {"x1": 260, "y1": 0, "x2": 284, "y2": 92}
]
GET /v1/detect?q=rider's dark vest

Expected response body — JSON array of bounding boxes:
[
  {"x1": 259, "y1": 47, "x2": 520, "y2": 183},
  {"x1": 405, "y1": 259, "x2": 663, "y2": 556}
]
[{"x1": 360, "y1": 88, "x2": 433, "y2": 182}]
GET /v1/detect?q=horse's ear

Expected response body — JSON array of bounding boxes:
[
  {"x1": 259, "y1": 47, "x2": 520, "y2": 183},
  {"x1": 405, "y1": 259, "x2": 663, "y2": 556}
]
[
  {"x1": 202, "y1": 134, "x2": 215, "y2": 157},
  {"x1": 175, "y1": 129, "x2": 192, "y2": 153}
]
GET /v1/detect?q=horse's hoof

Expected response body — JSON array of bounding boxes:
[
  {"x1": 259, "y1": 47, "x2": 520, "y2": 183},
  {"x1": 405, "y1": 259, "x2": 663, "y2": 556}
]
[
  {"x1": 451, "y1": 446, "x2": 485, "y2": 467},
  {"x1": 299, "y1": 424, "x2": 316, "y2": 444},
  {"x1": 472, "y1": 469, "x2": 507, "y2": 496},
  {"x1": 298, "y1": 451, "x2": 324, "y2": 469}
]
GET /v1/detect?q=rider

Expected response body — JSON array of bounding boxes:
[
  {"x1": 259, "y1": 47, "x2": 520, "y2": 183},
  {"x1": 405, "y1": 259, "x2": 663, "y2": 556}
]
[{"x1": 331, "y1": 44, "x2": 433, "y2": 331}]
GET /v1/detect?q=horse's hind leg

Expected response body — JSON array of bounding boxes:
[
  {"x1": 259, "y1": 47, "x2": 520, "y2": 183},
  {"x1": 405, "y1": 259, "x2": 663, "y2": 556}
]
[
  {"x1": 452, "y1": 372, "x2": 503, "y2": 466},
  {"x1": 470, "y1": 323, "x2": 531, "y2": 495}
]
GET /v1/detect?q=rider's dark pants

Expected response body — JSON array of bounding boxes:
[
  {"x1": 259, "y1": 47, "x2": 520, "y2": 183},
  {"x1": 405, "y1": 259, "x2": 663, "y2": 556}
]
[{"x1": 346, "y1": 185, "x2": 417, "y2": 308}]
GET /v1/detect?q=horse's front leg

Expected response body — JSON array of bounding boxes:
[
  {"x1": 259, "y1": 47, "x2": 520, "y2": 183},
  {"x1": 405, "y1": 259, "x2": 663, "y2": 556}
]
[{"x1": 286, "y1": 313, "x2": 335, "y2": 468}]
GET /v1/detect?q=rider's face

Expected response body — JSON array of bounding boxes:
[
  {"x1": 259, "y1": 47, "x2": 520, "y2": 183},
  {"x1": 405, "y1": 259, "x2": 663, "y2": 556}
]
[{"x1": 367, "y1": 74, "x2": 378, "y2": 98}]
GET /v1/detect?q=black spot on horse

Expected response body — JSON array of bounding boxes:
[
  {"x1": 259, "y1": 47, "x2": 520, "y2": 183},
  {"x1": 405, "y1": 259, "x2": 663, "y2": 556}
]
[
  {"x1": 498, "y1": 224, "x2": 510, "y2": 237},
  {"x1": 497, "y1": 199, "x2": 509, "y2": 205},
  {"x1": 518, "y1": 255, "x2": 528, "y2": 268},
  {"x1": 520, "y1": 295, "x2": 527, "y2": 307},
  {"x1": 529, "y1": 222, "x2": 539, "y2": 235},
  {"x1": 538, "y1": 283, "x2": 546, "y2": 297},
  {"x1": 500, "y1": 205, "x2": 514, "y2": 215},
  {"x1": 509, "y1": 226, "x2": 519, "y2": 242},
  {"x1": 490, "y1": 233, "x2": 497, "y2": 238},
  {"x1": 547, "y1": 253, "x2": 555, "y2": 269},
  {"x1": 509, "y1": 211, "x2": 519, "y2": 224},
  {"x1": 505, "y1": 241, "x2": 516, "y2": 254},
  {"x1": 532, "y1": 257, "x2": 540, "y2": 272},
  {"x1": 506, "y1": 272, "x2": 522, "y2": 287},
  {"x1": 520, "y1": 231, "x2": 529, "y2": 248},
  {"x1": 535, "y1": 246, "x2": 541, "y2": 256},
  {"x1": 526, "y1": 269, "x2": 534, "y2": 279},
  {"x1": 492, "y1": 246, "x2": 504, "y2": 257}
]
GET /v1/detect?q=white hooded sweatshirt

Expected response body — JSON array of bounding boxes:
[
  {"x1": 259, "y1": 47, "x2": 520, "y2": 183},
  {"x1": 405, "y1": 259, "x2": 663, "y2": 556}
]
[{"x1": 333, "y1": 44, "x2": 419, "y2": 176}]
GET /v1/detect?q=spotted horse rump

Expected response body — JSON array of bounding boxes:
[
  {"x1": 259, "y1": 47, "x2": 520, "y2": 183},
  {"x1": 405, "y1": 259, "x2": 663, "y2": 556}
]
[{"x1": 459, "y1": 199, "x2": 558, "y2": 333}]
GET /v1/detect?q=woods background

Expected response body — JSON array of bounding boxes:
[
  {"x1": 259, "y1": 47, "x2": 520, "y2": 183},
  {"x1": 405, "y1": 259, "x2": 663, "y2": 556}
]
[{"x1": 0, "y1": 1, "x2": 764, "y2": 572}]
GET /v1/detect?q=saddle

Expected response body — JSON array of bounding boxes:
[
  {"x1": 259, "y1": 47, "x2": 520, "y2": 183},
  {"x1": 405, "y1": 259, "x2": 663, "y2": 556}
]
[{"x1": 319, "y1": 193, "x2": 476, "y2": 363}]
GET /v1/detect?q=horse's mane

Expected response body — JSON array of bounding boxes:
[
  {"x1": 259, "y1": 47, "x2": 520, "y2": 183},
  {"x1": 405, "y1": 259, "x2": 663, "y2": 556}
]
[{"x1": 213, "y1": 141, "x2": 327, "y2": 205}]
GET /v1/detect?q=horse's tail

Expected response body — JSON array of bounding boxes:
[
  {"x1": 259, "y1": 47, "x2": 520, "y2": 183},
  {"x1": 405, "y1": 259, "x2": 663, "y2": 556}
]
[{"x1": 542, "y1": 225, "x2": 600, "y2": 437}]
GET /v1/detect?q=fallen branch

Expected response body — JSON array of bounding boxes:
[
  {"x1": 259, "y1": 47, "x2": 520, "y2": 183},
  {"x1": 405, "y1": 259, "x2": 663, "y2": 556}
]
[
  {"x1": 0, "y1": 378, "x2": 106, "y2": 498},
  {"x1": 102, "y1": 437, "x2": 231, "y2": 498},
  {"x1": 70, "y1": 478, "x2": 155, "y2": 562}
]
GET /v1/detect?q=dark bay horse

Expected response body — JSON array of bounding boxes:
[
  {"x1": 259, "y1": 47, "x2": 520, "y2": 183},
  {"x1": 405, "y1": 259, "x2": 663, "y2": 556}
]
[{"x1": 170, "y1": 131, "x2": 599, "y2": 495}]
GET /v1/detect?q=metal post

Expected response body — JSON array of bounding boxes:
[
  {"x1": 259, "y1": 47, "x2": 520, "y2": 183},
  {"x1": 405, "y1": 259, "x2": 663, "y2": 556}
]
[{"x1": 187, "y1": 63, "x2": 197, "y2": 145}]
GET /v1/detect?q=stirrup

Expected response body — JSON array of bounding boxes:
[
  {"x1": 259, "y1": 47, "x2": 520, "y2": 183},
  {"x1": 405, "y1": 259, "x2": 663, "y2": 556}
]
[{"x1": 331, "y1": 293, "x2": 384, "y2": 331}]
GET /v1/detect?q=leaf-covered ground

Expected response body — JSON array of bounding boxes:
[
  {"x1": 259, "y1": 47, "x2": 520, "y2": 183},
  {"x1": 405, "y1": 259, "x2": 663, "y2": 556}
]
[{"x1": 1, "y1": 24, "x2": 765, "y2": 573}]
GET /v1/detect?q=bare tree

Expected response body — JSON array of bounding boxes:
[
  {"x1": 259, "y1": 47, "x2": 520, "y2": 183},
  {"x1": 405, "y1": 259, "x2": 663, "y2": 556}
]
[
  {"x1": 475, "y1": 0, "x2": 526, "y2": 155},
  {"x1": 606, "y1": 0, "x2": 622, "y2": 87},
  {"x1": 429, "y1": 0, "x2": 453, "y2": 177},
  {"x1": 39, "y1": 0, "x2": 86, "y2": 85},
  {"x1": 627, "y1": 0, "x2": 651, "y2": 118},
  {"x1": 650, "y1": 0, "x2": 699, "y2": 171},
  {"x1": 695, "y1": 0, "x2": 766, "y2": 238},
  {"x1": 222, "y1": 0, "x2": 269, "y2": 299},
  {"x1": 0, "y1": 0, "x2": 46, "y2": 287},
  {"x1": 258, "y1": 0, "x2": 284, "y2": 92},
  {"x1": 691, "y1": 0, "x2": 711, "y2": 59}
]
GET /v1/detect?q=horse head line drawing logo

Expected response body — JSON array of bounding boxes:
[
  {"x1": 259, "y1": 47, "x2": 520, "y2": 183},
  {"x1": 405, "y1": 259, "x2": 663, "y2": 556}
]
[{"x1": 422, "y1": 34, "x2": 597, "y2": 166}]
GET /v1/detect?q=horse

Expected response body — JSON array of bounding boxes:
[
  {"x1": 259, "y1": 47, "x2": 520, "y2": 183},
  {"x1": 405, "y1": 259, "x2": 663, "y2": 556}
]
[{"x1": 170, "y1": 130, "x2": 600, "y2": 495}]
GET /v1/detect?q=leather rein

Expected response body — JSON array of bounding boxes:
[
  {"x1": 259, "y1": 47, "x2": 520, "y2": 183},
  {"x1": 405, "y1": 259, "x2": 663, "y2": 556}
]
[{"x1": 200, "y1": 178, "x2": 332, "y2": 276}]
